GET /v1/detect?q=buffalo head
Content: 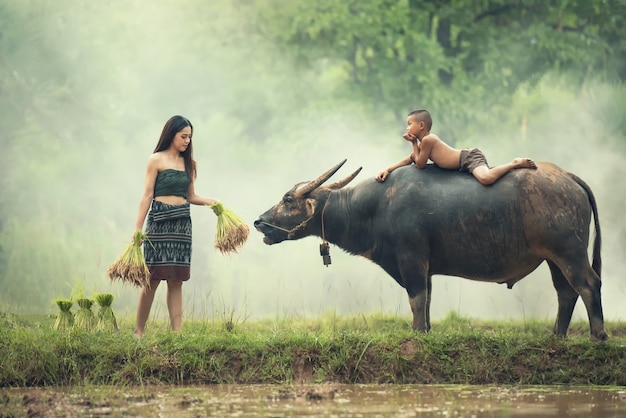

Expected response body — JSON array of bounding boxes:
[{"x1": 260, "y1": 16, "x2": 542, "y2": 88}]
[{"x1": 254, "y1": 159, "x2": 362, "y2": 244}]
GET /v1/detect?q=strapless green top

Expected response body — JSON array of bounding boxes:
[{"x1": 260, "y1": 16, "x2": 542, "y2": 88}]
[{"x1": 153, "y1": 169, "x2": 190, "y2": 199}]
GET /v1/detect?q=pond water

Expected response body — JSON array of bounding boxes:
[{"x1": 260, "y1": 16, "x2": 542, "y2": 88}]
[{"x1": 2, "y1": 384, "x2": 626, "y2": 417}]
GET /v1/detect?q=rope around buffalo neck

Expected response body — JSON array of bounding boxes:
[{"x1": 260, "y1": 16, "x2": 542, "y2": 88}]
[{"x1": 320, "y1": 192, "x2": 330, "y2": 243}]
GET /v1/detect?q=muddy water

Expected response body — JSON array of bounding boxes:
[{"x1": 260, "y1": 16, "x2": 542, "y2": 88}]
[{"x1": 2, "y1": 384, "x2": 626, "y2": 417}]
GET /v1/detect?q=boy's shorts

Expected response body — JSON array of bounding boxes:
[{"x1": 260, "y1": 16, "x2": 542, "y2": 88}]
[{"x1": 459, "y1": 148, "x2": 489, "y2": 173}]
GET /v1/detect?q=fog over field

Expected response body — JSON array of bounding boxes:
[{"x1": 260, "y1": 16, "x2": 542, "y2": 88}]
[{"x1": 1, "y1": 1, "x2": 624, "y2": 327}]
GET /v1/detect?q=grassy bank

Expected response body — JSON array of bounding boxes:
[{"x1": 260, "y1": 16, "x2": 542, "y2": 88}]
[{"x1": 1, "y1": 312, "x2": 625, "y2": 387}]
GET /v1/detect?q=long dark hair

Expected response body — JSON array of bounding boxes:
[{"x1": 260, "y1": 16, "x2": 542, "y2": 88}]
[{"x1": 153, "y1": 115, "x2": 197, "y2": 180}]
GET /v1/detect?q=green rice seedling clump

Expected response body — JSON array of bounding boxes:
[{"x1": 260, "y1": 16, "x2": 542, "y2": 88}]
[
  {"x1": 54, "y1": 299, "x2": 74, "y2": 331},
  {"x1": 210, "y1": 202, "x2": 249, "y2": 254},
  {"x1": 107, "y1": 231, "x2": 151, "y2": 288},
  {"x1": 95, "y1": 293, "x2": 119, "y2": 332},
  {"x1": 74, "y1": 298, "x2": 96, "y2": 330}
]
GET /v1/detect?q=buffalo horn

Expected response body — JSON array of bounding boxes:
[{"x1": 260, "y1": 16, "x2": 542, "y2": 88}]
[
  {"x1": 294, "y1": 159, "x2": 347, "y2": 197},
  {"x1": 326, "y1": 167, "x2": 362, "y2": 190}
]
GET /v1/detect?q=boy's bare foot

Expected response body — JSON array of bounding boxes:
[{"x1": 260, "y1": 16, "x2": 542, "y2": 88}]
[{"x1": 511, "y1": 157, "x2": 537, "y2": 169}]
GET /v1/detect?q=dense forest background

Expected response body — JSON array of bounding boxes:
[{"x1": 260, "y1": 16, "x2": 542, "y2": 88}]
[{"x1": 1, "y1": 0, "x2": 625, "y2": 324}]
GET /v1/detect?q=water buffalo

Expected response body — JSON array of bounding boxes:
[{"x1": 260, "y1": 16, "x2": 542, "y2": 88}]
[{"x1": 254, "y1": 159, "x2": 607, "y2": 340}]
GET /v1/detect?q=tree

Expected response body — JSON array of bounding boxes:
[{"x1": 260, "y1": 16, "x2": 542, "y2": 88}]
[{"x1": 247, "y1": 0, "x2": 626, "y2": 137}]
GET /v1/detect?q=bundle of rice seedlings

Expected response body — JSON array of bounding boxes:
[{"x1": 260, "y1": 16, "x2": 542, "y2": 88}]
[
  {"x1": 209, "y1": 202, "x2": 249, "y2": 254},
  {"x1": 74, "y1": 297, "x2": 96, "y2": 330},
  {"x1": 95, "y1": 293, "x2": 119, "y2": 332},
  {"x1": 54, "y1": 299, "x2": 74, "y2": 331},
  {"x1": 107, "y1": 230, "x2": 151, "y2": 288}
]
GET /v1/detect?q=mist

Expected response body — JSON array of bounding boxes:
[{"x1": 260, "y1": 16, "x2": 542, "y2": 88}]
[{"x1": 1, "y1": 1, "x2": 624, "y2": 326}]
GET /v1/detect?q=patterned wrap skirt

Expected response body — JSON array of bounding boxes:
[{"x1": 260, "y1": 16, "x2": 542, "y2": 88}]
[{"x1": 144, "y1": 200, "x2": 192, "y2": 281}]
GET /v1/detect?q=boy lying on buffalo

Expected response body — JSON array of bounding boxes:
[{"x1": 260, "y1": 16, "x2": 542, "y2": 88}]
[{"x1": 376, "y1": 109, "x2": 536, "y2": 185}]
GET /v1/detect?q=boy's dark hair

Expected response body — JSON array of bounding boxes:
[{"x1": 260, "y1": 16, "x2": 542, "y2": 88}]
[{"x1": 408, "y1": 109, "x2": 432, "y2": 130}]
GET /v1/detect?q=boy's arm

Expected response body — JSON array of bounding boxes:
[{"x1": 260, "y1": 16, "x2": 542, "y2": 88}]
[
  {"x1": 376, "y1": 155, "x2": 413, "y2": 182},
  {"x1": 414, "y1": 137, "x2": 432, "y2": 169}
]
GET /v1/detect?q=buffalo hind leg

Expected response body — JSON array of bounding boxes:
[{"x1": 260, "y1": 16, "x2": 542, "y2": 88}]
[
  {"x1": 548, "y1": 261, "x2": 578, "y2": 338},
  {"x1": 550, "y1": 259, "x2": 608, "y2": 341},
  {"x1": 576, "y1": 266, "x2": 608, "y2": 341}
]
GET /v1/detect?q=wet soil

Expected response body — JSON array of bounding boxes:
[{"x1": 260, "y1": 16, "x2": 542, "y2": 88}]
[{"x1": 2, "y1": 384, "x2": 626, "y2": 417}]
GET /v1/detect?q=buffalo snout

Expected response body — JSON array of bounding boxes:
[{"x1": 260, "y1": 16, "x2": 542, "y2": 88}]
[
  {"x1": 253, "y1": 217, "x2": 269, "y2": 235},
  {"x1": 253, "y1": 215, "x2": 282, "y2": 245}
]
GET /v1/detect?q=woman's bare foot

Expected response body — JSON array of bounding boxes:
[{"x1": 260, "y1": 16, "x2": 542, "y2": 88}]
[{"x1": 512, "y1": 157, "x2": 537, "y2": 169}]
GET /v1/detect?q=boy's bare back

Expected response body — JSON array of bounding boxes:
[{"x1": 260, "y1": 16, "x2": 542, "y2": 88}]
[{"x1": 414, "y1": 133, "x2": 461, "y2": 170}]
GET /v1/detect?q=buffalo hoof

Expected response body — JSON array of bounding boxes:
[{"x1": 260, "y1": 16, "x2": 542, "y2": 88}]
[{"x1": 591, "y1": 330, "x2": 609, "y2": 342}]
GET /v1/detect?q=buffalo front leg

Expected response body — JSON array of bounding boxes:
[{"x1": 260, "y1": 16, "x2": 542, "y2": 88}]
[
  {"x1": 408, "y1": 292, "x2": 429, "y2": 332},
  {"x1": 406, "y1": 274, "x2": 431, "y2": 332},
  {"x1": 425, "y1": 275, "x2": 432, "y2": 331}
]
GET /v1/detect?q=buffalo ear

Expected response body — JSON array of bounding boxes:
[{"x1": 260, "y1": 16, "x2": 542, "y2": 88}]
[{"x1": 305, "y1": 199, "x2": 316, "y2": 216}]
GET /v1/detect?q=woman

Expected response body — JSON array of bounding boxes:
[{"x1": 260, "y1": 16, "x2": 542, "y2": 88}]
[{"x1": 133, "y1": 115, "x2": 218, "y2": 338}]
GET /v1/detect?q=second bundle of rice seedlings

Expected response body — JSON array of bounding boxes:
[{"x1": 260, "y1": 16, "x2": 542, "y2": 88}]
[
  {"x1": 209, "y1": 202, "x2": 249, "y2": 254},
  {"x1": 107, "y1": 230, "x2": 151, "y2": 288},
  {"x1": 74, "y1": 297, "x2": 96, "y2": 330},
  {"x1": 54, "y1": 299, "x2": 74, "y2": 331},
  {"x1": 95, "y1": 293, "x2": 119, "y2": 332}
]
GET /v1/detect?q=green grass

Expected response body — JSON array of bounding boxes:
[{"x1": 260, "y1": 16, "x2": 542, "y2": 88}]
[{"x1": 1, "y1": 311, "x2": 625, "y2": 387}]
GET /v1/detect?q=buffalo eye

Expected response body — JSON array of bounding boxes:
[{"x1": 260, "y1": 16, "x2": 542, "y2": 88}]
[{"x1": 283, "y1": 195, "x2": 294, "y2": 204}]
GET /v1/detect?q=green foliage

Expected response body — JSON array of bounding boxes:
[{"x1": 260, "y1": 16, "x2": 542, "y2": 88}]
[
  {"x1": 247, "y1": 0, "x2": 626, "y2": 134},
  {"x1": 0, "y1": 0, "x2": 625, "y2": 315}
]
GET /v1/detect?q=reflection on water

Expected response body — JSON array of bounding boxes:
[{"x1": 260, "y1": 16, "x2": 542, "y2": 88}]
[{"x1": 2, "y1": 384, "x2": 626, "y2": 417}]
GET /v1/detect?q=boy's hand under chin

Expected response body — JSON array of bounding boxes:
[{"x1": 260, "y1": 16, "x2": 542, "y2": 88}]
[{"x1": 403, "y1": 132, "x2": 417, "y2": 141}]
